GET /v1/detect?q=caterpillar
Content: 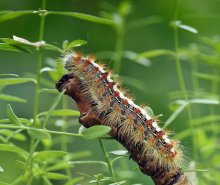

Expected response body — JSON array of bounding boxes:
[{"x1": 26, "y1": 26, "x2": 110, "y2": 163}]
[{"x1": 56, "y1": 51, "x2": 191, "y2": 185}]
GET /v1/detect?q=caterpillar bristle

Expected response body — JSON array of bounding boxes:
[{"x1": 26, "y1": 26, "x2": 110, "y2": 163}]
[{"x1": 63, "y1": 51, "x2": 186, "y2": 172}]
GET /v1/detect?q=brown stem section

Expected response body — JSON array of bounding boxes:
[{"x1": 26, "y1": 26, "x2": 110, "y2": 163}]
[{"x1": 56, "y1": 74, "x2": 192, "y2": 185}]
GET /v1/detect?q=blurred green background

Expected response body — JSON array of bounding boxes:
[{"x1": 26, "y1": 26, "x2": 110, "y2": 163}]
[{"x1": 0, "y1": 0, "x2": 220, "y2": 184}]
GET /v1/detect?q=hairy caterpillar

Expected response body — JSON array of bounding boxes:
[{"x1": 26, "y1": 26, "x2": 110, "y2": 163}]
[{"x1": 56, "y1": 52, "x2": 191, "y2": 185}]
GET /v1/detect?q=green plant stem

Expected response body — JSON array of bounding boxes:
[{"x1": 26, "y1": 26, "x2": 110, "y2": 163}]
[
  {"x1": 210, "y1": 69, "x2": 219, "y2": 135},
  {"x1": 98, "y1": 139, "x2": 117, "y2": 183},
  {"x1": 61, "y1": 97, "x2": 68, "y2": 150},
  {"x1": 173, "y1": 0, "x2": 197, "y2": 160},
  {"x1": 191, "y1": 59, "x2": 200, "y2": 110},
  {"x1": 114, "y1": 22, "x2": 124, "y2": 74},
  {"x1": 27, "y1": 0, "x2": 47, "y2": 184},
  {"x1": 61, "y1": 97, "x2": 73, "y2": 177},
  {"x1": 33, "y1": 0, "x2": 47, "y2": 126},
  {"x1": 0, "y1": 125, "x2": 82, "y2": 137}
]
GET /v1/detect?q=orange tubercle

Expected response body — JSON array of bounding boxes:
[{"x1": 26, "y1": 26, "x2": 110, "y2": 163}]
[
  {"x1": 101, "y1": 72, "x2": 109, "y2": 79},
  {"x1": 108, "y1": 82, "x2": 115, "y2": 89},
  {"x1": 156, "y1": 131, "x2": 165, "y2": 139},
  {"x1": 74, "y1": 52, "x2": 83, "y2": 63},
  {"x1": 146, "y1": 119, "x2": 153, "y2": 126},
  {"x1": 114, "y1": 91, "x2": 120, "y2": 97},
  {"x1": 121, "y1": 99, "x2": 128, "y2": 105},
  {"x1": 84, "y1": 59, "x2": 91, "y2": 67},
  {"x1": 139, "y1": 125, "x2": 145, "y2": 132},
  {"x1": 134, "y1": 108, "x2": 141, "y2": 114}
]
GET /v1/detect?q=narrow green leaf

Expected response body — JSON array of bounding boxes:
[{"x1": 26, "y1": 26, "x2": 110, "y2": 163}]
[
  {"x1": 42, "y1": 90, "x2": 66, "y2": 128},
  {"x1": 40, "y1": 67, "x2": 54, "y2": 73},
  {"x1": 40, "y1": 88, "x2": 59, "y2": 94},
  {"x1": 0, "y1": 129, "x2": 26, "y2": 141},
  {"x1": 0, "y1": 94, "x2": 26, "y2": 103},
  {"x1": 78, "y1": 125, "x2": 86, "y2": 134},
  {"x1": 194, "y1": 72, "x2": 220, "y2": 82},
  {"x1": 43, "y1": 44, "x2": 64, "y2": 53},
  {"x1": 0, "y1": 144, "x2": 28, "y2": 159},
  {"x1": 0, "y1": 118, "x2": 32, "y2": 125},
  {"x1": 15, "y1": 160, "x2": 26, "y2": 170},
  {"x1": 82, "y1": 125, "x2": 111, "y2": 140},
  {"x1": 65, "y1": 40, "x2": 87, "y2": 50},
  {"x1": 0, "y1": 166, "x2": 3, "y2": 172},
  {"x1": 69, "y1": 151, "x2": 92, "y2": 160},
  {"x1": 0, "y1": 43, "x2": 27, "y2": 52},
  {"x1": 6, "y1": 104, "x2": 22, "y2": 125},
  {"x1": 42, "y1": 177, "x2": 53, "y2": 185},
  {"x1": 177, "y1": 24, "x2": 198, "y2": 34},
  {"x1": 45, "y1": 172, "x2": 69, "y2": 180},
  {"x1": 123, "y1": 51, "x2": 151, "y2": 67},
  {"x1": 0, "y1": 11, "x2": 33, "y2": 23},
  {"x1": 171, "y1": 20, "x2": 198, "y2": 34},
  {"x1": 46, "y1": 163, "x2": 71, "y2": 172},
  {"x1": 69, "y1": 160, "x2": 107, "y2": 167},
  {"x1": 189, "y1": 98, "x2": 219, "y2": 105},
  {"x1": 38, "y1": 109, "x2": 80, "y2": 117},
  {"x1": 0, "y1": 74, "x2": 19, "y2": 77},
  {"x1": 0, "y1": 38, "x2": 32, "y2": 52},
  {"x1": 109, "y1": 150, "x2": 128, "y2": 156},
  {"x1": 163, "y1": 102, "x2": 188, "y2": 128},
  {"x1": 164, "y1": 98, "x2": 218, "y2": 128},
  {"x1": 64, "y1": 177, "x2": 84, "y2": 185},
  {"x1": 1, "y1": 38, "x2": 27, "y2": 45},
  {"x1": 49, "y1": 11, "x2": 114, "y2": 26},
  {"x1": 12, "y1": 35, "x2": 45, "y2": 48},
  {"x1": 135, "y1": 49, "x2": 174, "y2": 59},
  {"x1": 34, "y1": 150, "x2": 67, "y2": 161},
  {"x1": 0, "y1": 78, "x2": 36, "y2": 86},
  {"x1": 28, "y1": 129, "x2": 51, "y2": 140}
]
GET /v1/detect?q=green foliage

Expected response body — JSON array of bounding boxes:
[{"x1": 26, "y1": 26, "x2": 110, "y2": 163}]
[
  {"x1": 0, "y1": 0, "x2": 220, "y2": 185},
  {"x1": 81, "y1": 126, "x2": 111, "y2": 140}
]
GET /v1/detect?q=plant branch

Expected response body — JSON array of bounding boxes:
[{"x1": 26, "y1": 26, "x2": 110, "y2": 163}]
[
  {"x1": 173, "y1": 0, "x2": 197, "y2": 160},
  {"x1": 27, "y1": 0, "x2": 47, "y2": 184},
  {"x1": 99, "y1": 139, "x2": 117, "y2": 182},
  {"x1": 0, "y1": 124, "x2": 82, "y2": 137}
]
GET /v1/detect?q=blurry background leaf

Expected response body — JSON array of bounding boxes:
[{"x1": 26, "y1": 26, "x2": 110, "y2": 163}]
[
  {"x1": 6, "y1": 104, "x2": 22, "y2": 126},
  {"x1": 0, "y1": 11, "x2": 33, "y2": 23},
  {"x1": 0, "y1": 94, "x2": 26, "y2": 103}
]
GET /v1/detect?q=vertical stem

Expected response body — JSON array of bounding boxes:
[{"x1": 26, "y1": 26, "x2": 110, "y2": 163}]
[
  {"x1": 210, "y1": 68, "x2": 219, "y2": 135},
  {"x1": 173, "y1": 0, "x2": 197, "y2": 160},
  {"x1": 99, "y1": 139, "x2": 117, "y2": 182},
  {"x1": 191, "y1": 59, "x2": 201, "y2": 118},
  {"x1": 26, "y1": 0, "x2": 47, "y2": 184},
  {"x1": 114, "y1": 23, "x2": 124, "y2": 74},
  {"x1": 61, "y1": 97, "x2": 68, "y2": 151},
  {"x1": 33, "y1": 0, "x2": 47, "y2": 126},
  {"x1": 60, "y1": 97, "x2": 72, "y2": 177}
]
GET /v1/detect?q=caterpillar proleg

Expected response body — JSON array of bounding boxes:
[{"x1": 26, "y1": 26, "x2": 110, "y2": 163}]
[{"x1": 56, "y1": 51, "x2": 191, "y2": 185}]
